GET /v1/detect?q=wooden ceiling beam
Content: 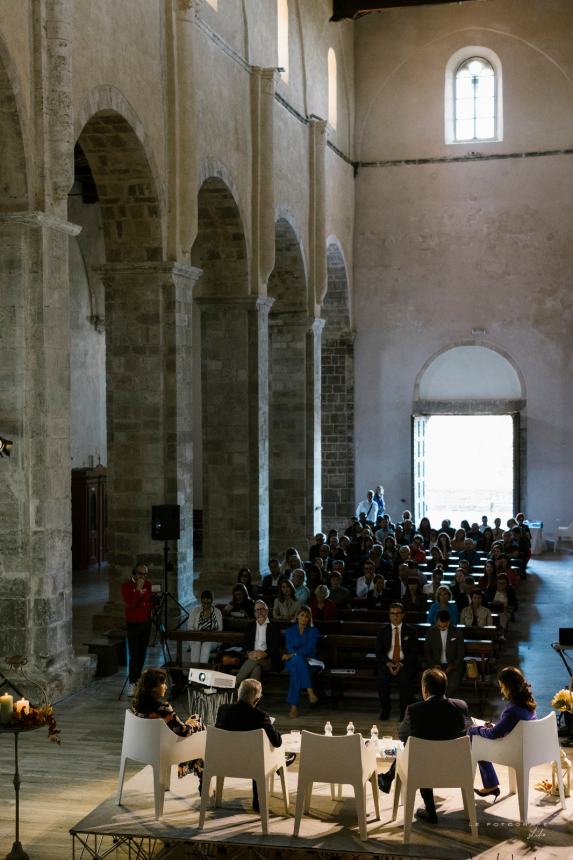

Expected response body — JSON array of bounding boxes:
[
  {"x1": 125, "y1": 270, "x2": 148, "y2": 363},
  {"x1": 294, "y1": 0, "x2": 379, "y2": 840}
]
[{"x1": 331, "y1": 0, "x2": 478, "y2": 21}]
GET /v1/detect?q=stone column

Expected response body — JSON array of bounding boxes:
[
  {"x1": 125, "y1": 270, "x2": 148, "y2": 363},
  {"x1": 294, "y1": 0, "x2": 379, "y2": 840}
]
[
  {"x1": 0, "y1": 211, "x2": 91, "y2": 696},
  {"x1": 321, "y1": 330, "x2": 355, "y2": 530},
  {"x1": 98, "y1": 262, "x2": 200, "y2": 626},
  {"x1": 307, "y1": 318, "x2": 325, "y2": 537},
  {"x1": 195, "y1": 296, "x2": 272, "y2": 590}
]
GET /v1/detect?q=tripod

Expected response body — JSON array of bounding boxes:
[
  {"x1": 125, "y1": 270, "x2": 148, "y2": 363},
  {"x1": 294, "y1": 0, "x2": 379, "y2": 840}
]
[{"x1": 150, "y1": 540, "x2": 190, "y2": 663}]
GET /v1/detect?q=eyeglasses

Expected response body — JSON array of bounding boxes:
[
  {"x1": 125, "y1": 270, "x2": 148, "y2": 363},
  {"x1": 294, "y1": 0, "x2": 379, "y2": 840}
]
[{"x1": 254, "y1": 607, "x2": 267, "y2": 613}]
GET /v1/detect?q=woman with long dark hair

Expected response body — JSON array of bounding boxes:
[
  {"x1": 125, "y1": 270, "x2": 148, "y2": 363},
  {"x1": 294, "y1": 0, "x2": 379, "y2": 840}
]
[{"x1": 469, "y1": 666, "x2": 536, "y2": 800}]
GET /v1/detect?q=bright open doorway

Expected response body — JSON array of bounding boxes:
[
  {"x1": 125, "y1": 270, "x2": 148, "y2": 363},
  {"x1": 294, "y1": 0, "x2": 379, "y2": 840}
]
[{"x1": 413, "y1": 414, "x2": 516, "y2": 528}]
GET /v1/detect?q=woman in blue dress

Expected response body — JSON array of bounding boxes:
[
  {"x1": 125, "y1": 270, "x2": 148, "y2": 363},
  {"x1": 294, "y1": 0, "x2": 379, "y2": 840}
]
[
  {"x1": 469, "y1": 666, "x2": 537, "y2": 800},
  {"x1": 282, "y1": 605, "x2": 320, "y2": 718},
  {"x1": 427, "y1": 585, "x2": 459, "y2": 625}
]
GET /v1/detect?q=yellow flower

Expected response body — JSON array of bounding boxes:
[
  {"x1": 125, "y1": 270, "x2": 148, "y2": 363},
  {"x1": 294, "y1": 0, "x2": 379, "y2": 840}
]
[{"x1": 551, "y1": 689, "x2": 573, "y2": 711}]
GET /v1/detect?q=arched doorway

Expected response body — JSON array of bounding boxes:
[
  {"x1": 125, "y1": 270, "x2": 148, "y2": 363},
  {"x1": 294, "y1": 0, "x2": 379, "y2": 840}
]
[{"x1": 413, "y1": 344, "x2": 525, "y2": 525}]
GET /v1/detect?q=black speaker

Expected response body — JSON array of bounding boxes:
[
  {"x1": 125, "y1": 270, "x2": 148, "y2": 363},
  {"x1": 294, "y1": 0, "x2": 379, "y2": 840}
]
[{"x1": 151, "y1": 505, "x2": 180, "y2": 541}]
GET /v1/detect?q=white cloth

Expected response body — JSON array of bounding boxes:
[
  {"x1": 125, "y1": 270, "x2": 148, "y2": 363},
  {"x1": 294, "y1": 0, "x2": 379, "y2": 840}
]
[
  {"x1": 356, "y1": 498, "x2": 379, "y2": 521},
  {"x1": 356, "y1": 576, "x2": 374, "y2": 599},
  {"x1": 439, "y1": 627, "x2": 448, "y2": 664},
  {"x1": 386, "y1": 623, "x2": 404, "y2": 662},
  {"x1": 254, "y1": 619, "x2": 269, "y2": 651}
]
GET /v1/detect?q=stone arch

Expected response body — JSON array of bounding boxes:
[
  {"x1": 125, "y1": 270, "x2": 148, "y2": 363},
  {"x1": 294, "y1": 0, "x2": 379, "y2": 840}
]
[
  {"x1": 192, "y1": 174, "x2": 265, "y2": 587},
  {"x1": 321, "y1": 238, "x2": 354, "y2": 529},
  {"x1": 268, "y1": 215, "x2": 312, "y2": 553},
  {"x1": 192, "y1": 173, "x2": 249, "y2": 297},
  {"x1": 414, "y1": 341, "x2": 525, "y2": 408},
  {"x1": 0, "y1": 36, "x2": 29, "y2": 209},
  {"x1": 75, "y1": 95, "x2": 163, "y2": 263}
]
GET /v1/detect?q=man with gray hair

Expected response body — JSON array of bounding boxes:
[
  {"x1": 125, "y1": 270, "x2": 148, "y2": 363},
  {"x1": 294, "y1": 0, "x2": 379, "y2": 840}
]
[
  {"x1": 215, "y1": 678, "x2": 283, "y2": 811},
  {"x1": 236, "y1": 600, "x2": 282, "y2": 683}
]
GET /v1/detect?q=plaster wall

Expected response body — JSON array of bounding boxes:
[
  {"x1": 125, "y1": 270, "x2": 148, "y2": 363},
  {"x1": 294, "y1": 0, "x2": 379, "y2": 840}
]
[
  {"x1": 0, "y1": 1, "x2": 31, "y2": 124},
  {"x1": 325, "y1": 147, "x2": 354, "y2": 312},
  {"x1": 71, "y1": 0, "x2": 165, "y2": 185}
]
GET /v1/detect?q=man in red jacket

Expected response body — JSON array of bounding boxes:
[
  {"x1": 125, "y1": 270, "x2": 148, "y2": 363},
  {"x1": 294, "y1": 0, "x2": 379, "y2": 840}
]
[{"x1": 121, "y1": 563, "x2": 153, "y2": 693}]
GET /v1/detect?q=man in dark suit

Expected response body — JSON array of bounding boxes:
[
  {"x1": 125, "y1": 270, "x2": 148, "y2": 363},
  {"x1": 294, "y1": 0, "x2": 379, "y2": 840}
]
[
  {"x1": 215, "y1": 678, "x2": 283, "y2": 811},
  {"x1": 235, "y1": 600, "x2": 282, "y2": 683},
  {"x1": 375, "y1": 602, "x2": 418, "y2": 721},
  {"x1": 377, "y1": 667, "x2": 470, "y2": 823},
  {"x1": 424, "y1": 609, "x2": 465, "y2": 695}
]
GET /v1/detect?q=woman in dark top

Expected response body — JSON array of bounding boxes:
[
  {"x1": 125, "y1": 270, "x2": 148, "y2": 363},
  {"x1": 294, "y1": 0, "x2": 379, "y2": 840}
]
[
  {"x1": 402, "y1": 577, "x2": 427, "y2": 614},
  {"x1": 417, "y1": 516, "x2": 432, "y2": 547},
  {"x1": 426, "y1": 546, "x2": 448, "y2": 572},
  {"x1": 478, "y1": 527, "x2": 494, "y2": 553},
  {"x1": 131, "y1": 667, "x2": 205, "y2": 782},
  {"x1": 237, "y1": 567, "x2": 258, "y2": 600},
  {"x1": 436, "y1": 531, "x2": 452, "y2": 559},
  {"x1": 223, "y1": 583, "x2": 255, "y2": 618},
  {"x1": 470, "y1": 666, "x2": 537, "y2": 799}
]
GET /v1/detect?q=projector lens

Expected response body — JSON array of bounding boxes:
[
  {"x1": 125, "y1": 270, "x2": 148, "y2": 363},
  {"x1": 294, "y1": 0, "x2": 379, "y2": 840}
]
[{"x1": 199, "y1": 672, "x2": 206, "y2": 682}]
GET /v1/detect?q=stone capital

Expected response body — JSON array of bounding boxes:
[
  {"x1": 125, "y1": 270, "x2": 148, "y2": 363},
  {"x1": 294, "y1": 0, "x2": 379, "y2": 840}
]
[
  {"x1": 0, "y1": 210, "x2": 81, "y2": 236},
  {"x1": 194, "y1": 295, "x2": 275, "y2": 316},
  {"x1": 96, "y1": 261, "x2": 202, "y2": 293}
]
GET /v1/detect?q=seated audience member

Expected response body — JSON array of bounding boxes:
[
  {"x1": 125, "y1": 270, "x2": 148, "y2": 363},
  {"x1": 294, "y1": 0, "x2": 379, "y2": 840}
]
[
  {"x1": 494, "y1": 553, "x2": 520, "y2": 589},
  {"x1": 291, "y1": 568, "x2": 310, "y2": 604},
  {"x1": 440, "y1": 519, "x2": 456, "y2": 539},
  {"x1": 236, "y1": 600, "x2": 282, "y2": 683},
  {"x1": 327, "y1": 534, "x2": 340, "y2": 558},
  {"x1": 272, "y1": 578, "x2": 301, "y2": 622},
  {"x1": 328, "y1": 569, "x2": 352, "y2": 608},
  {"x1": 478, "y1": 526, "x2": 494, "y2": 553},
  {"x1": 282, "y1": 548, "x2": 303, "y2": 577},
  {"x1": 423, "y1": 565, "x2": 445, "y2": 598},
  {"x1": 410, "y1": 535, "x2": 427, "y2": 564},
  {"x1": 399, "y1": 510, "x2": 416, "y2": 530},
  {"x1": 368, "y1": 573, "x2": 394, "y2": 610},
  {"x1": 309, "y1": 532, "x2": 326, "y2": 562},
  {"x1": 317, "y1": 541, "x2": 333, "y2": 572},
  {"x1": 356, "y1": 559, "x2": 376, "y2": 598},
  {"x1": 377, "y1": 667, "x2": 470, "y2": 824},
  {"x1": 402, "y1": 576, "x2": 428, "y2": 614},
  {"x1": 460, "y1": 589, "x2": 493, "y2": 627},
  {"x1": 457, "y1": 558, "x2": 471, "y2": 577},
  {"x1": 458, "y1": 538, "x2": 480, "y2": 569},
  {"x1": 261, "y1": 558, "x2": 282, "y2": 598},
  {"x1": 401, "y1": 519, "x2": 416, "y2": 545},
  {"x1": 487, "y1": 572, "x2": 517, "y2": 631},
  {"x1": 356, "y1": 490, "x2": 379, "y2": 524},
  {"x1": 309, "y1": 583, "x2": 338, "y2": 621},
  {"x1": 345, "y1": 517, "x2": 361, "y2": 540},
  {"x1": 424, "y1": 609, "x2": 465, "y2": 695},
  {"x1": 394, "y1": 523, "x2": 408, "y2": 546},
  {"x1": 451, "y1": 528, "x2": 467, "y2": 552},
  {"x1": 370, "y1": 542, "x2": 392, "y2": 577},
  {"x1": 306, "y1": 563, "x2": 324, "y2": 594},
  {"x1": 426, "y1": 546, "x2": 448, "y2": 572},
  {"x1": 392, "y1": 544, "x2": 412, "y2": 577},
  {"x1": 417, "y1": 517, "x2": 432, "y2": 547},
  {"x1": 216, "y1": 678, "x2": 282, "y2": 811},
  {"x1": 427, "y1": 585, "x2": 459, "y2": 626},
  {"x1": 477, "y1": 559, "x2": 497, "y2": 593},
  {"x1": 132, "y1": 667, "x2": 205, "y2": 785},
  {"x1": 223, "y1": 583, "x2": 255, "y2": 618},
  {"x1": 436, "y1": 531, "x2": 452, "y2": 559},
  {"x1": 449, "y1": 567, "x2": 466, "y2": 600},
  {"x1": 461, "y1": 519, "x2": 471, "y2": 535},
  {"x1": 468, "y1": 522, "x2": 482, "y2": 544},
  {"x1": 353, "y1": 532, "x2": 374, "y2": 568},
  {"x1": 469, "y1": 667, "x2": 537, "y2": 799},
  {"x1": 427, "y1": 528, "x2": 440, "y2": 550},
  {"x1": 512, "y1": 525, "x2": 531, "y2": 575},
  {"x1": 479, "y1": 516, "x2": 489, "y2": 533},
  {"x1": 501, "y1": 530, "x2": 520, "y2": 560},
  {"x1": 375, "y1": 514, "x2": 393, "y2": 544},
  {"x1": 491, "y1": 518, "x2": 504, "y2": 540},
  {"x1": 188, "y1": 590, "x2": 223, "y2": 665},
  {"x1": 454, "y1": 575, "x2": 476, "y2": 612},
  {"x1": 237, "y1": 567, "x2": 258, "y2": 600},
  {"x1": 397, "y1": 563, "x2": 422, "y2": 600},
  {"x1": 382, "y1": 535, "x2": 398, "y2": 565},
  {"x1": 333, "y1": 534, "x2": 351, "y2": 572},
  {"x1": 282, "y1": 605, "x2": 320, "y2": 718},
  {"x1": 376, "y1": 602, "x2": 418, "y2": 721}
]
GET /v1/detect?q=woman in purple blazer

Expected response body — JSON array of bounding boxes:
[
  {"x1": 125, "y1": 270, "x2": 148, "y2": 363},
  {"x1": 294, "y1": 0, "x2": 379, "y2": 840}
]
[{"x1": 469, "y1": 666, "x2": 536, "y2": 800}]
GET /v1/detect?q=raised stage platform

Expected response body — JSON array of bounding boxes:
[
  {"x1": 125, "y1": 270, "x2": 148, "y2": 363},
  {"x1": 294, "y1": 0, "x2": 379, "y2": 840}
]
[{"x1": 70, "y1": 763, "x2": 572, "y2": 860}]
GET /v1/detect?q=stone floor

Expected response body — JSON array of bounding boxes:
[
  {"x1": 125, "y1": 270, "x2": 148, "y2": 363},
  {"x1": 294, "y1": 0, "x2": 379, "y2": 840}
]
[{"x1": 0, "y1": 551, "x2": 571, "y2": 859}]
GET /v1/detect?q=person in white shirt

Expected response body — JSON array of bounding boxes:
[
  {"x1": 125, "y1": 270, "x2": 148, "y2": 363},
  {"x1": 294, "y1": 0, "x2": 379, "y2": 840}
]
[
  {"x1": 356, "y1": 559, "x2": 376, "y2": 598},
  {"x1": 356, "y1": 490, "x2": 379, "y2": 524},
  {"x1": 235, "y1": 601, "x2": 282, "y2": 683},
  {"x1": 459, "y1": 589, "x2": 493, "y2": 627}
]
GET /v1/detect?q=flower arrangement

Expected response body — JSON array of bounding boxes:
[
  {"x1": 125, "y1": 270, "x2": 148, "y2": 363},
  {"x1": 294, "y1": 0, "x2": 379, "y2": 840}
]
[
  {"x1": 1, "y1": 655, "x2": 61, "y2": 744},
  {"x1": 551, "y1": 688, "x2": 573, "y2": 712},
  {"x1": 14, "y1": 704, "x2": 61, "y2": 744}
]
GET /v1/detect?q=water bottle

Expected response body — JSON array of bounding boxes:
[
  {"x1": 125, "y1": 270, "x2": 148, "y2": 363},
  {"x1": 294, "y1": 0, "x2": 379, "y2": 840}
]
[
  {"x1": 370, "y1": 724, "x2": 379, "y2": 743},
  {"x1": 324, "y1": 720, "x2": 333, "y2": 736},
  {"x1": 346, "y1": 721, "x2": 355, "y2": 735}
]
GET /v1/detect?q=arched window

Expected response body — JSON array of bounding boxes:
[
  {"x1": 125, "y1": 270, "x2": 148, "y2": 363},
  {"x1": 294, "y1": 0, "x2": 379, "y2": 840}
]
[
  {"x1": 277, "y1": 0, "x2": 289, "y2": 83},
  {"x1": 445, "y1": 47, "x2": 502, "y2": 145},
  {"x1": 328, "y1": 48, "x2": 337, "y2": 129},
  {"x1": 455, "y1": 57, "x2": 495, "y2": 141}
]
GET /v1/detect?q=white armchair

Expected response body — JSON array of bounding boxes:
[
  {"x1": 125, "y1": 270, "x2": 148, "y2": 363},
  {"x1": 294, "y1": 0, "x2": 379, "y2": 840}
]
[
  {"x1": 471, "y1": 712, "x2": 566, "y2": 823},
  {"x1": 293, "y1": 731, "x2": 380, "y2": 841},
  {"x1": 116, "y1": 710, "x2": 206, "y2": 819},
  {"x1": 198, "y1": 726, "x2": 289, "y2": 835},
  {"x1": 392, "y1": 735, "x2": 478, "y2": 843},
  {"x1": 556, "y1": 521, "x2": 573, "y2": 550}
]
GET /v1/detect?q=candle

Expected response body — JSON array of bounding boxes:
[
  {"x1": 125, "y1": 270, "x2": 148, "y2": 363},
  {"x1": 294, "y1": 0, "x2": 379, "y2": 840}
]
[
  {"x1": 15, "y1": 698, "x2": 30, "y2": 716},
  {"x1": 0, "y1": 693, "x2": 13, "y2": 724}
]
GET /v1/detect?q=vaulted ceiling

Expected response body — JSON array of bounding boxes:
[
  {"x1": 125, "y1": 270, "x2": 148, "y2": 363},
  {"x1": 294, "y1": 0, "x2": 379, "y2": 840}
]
[{"x1": 331, "y1": 0, "x2": 479, "y2": 21}]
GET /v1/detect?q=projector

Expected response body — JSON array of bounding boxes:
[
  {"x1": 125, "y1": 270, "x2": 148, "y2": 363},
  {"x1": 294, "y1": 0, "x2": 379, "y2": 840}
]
[{"x1": 188, "y1": 667, "x2": 236, "y2": 689}]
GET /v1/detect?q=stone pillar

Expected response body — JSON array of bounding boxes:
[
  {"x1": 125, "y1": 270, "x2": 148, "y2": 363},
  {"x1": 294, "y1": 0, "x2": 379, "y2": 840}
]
[
  {"x1": 98, "y1": 263, "x2": 200, "y2": 625},
  {"x1": 268, "y1": 316, "x2": 324, "y2": 554},
  {"x1": 321, "y1": 330, "x2": 355, "y2": 530},
  {"x1": 0, "y1": 211, "x2": 91, "y2": 696},
  {"x1": 195, "y1": 296, "x2": 272, "y2": 590}
]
